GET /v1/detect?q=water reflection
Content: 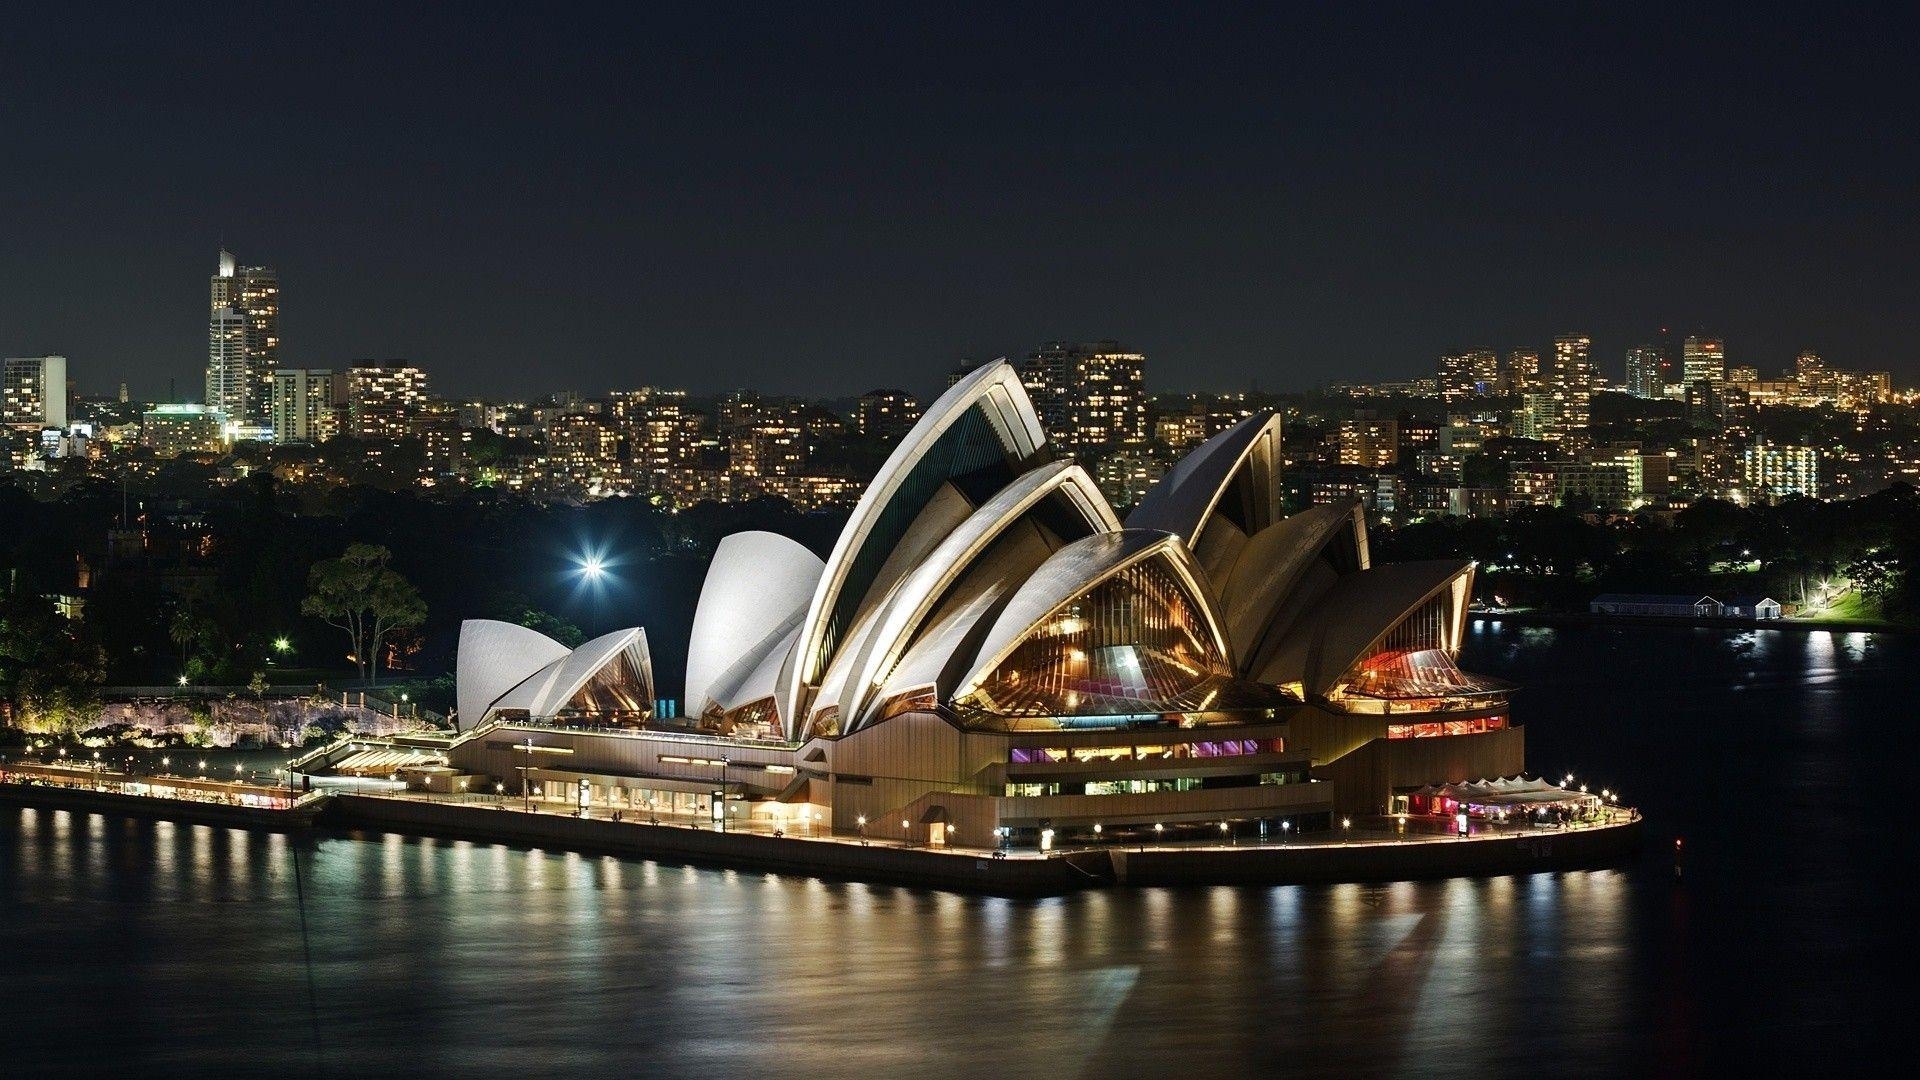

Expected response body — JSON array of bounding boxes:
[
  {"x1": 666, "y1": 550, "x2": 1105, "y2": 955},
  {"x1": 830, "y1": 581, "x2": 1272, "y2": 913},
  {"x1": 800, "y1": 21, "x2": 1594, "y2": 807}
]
[{"x1": 0, "y1": 624, "x2": 1905, "y2": 1077}]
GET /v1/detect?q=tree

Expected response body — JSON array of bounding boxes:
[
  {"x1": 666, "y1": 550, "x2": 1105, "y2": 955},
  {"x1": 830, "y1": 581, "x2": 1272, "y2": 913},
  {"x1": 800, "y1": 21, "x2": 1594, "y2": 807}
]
[
  {"x1": 301, "y1": 544, "x2": 427, "y2": 683},
  {"x1": 169, "y1": 607, "x2": 215, "y2": 671},
  {"x1": 0, "y1": 591, "x2": 107, "y2": 736},
  {"x1": 1846, "y1": 551, "x2": 1902, "y2": 614}
]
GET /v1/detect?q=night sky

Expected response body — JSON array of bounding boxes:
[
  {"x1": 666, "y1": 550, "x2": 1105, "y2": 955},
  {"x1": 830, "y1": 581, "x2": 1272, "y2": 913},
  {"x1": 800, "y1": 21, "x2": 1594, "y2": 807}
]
[{"x1": 3, "y1": 4, "x2": 1916, "y2": 400}]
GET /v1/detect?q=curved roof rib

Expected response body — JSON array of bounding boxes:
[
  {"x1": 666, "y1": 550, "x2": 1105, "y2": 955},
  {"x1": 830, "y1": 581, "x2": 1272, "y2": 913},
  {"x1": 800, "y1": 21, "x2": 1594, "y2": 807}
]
[
  {"x1": 684, "y1": 532, "x2": 823, "y2": 719},
  {"x1": 1126, "y1": 413, "x2": 1283, "y2": 577},
  {"x1": 1255, "y1": 560, "x2": 1473, "y2": 697},
  {"x1": 492, "y1": 627, "x2": 654, "y2": 718},
  {"x1": 455, "y1": 620, "x2": 571, "y2": 731},
  {"x1": 954, "y1": 529, "x2": 1234, "y2": 708},
  {"x1": 825, "y1": 460, "x2": 1121, "y2": 733},
  {"x1": 778, "y1": 359, "x2": 1048, "y2": 736}
]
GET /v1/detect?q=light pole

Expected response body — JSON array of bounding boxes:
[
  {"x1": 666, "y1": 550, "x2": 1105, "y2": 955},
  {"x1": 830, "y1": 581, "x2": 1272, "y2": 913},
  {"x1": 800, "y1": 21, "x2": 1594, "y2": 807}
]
[
  {"x1": 511, "y1": 737, "x2": 575, "y2": 813},
  {"x1": 857, "y1": 814, "x2": 867, "y2": 845}
]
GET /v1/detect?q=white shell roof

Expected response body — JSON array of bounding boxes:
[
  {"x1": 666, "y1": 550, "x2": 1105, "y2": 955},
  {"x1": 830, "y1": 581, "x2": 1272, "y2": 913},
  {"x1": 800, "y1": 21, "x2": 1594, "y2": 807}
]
[
  {"x1": 955, "y1": 529, "x2": 1230, "y2": 700},
  {"x1": 704, "y1": 622, "x2": 800, "y2": 717},
  {"x1": 1256, "y1": 560, "x2": 1473, "y2": 695},
  {"x1": 1125, "y1": 412, "x2": 1282, "y2": 547},
  {"x1": 492, "y1": 627, "x2": 652, "y2": 716},
  {"x1": 778, "y1": 359, "x2": 1047, "y2": 734},
  {"x1": 823, "y1": 459, "x2": 1120, "y2": 733},
  {"x1": 1220, "y1": 500, "x2": 1369, "y2": 672},
  {"x1": 455, "y1": 620, "x2": 572, "y2": 731},
  {"x1": 683, "y1": 531, "x2": 823, "y2": 718}
]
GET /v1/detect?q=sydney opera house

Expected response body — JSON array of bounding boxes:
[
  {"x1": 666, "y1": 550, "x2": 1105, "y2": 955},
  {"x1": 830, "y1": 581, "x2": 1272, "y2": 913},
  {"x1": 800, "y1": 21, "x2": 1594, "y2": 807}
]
[{"x1": 444, "y1": 361, "x2": 1523, "y2": 848}]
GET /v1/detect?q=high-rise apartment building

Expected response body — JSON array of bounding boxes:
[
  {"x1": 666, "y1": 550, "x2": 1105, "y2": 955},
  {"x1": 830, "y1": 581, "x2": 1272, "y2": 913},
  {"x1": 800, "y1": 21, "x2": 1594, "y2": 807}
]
[
  {"x1": 1336, "y1": 418, "x2": 1400, "y2": 468},
  {"x1": 271, "y1": 368, "x2": 342, "y2": 444},
  {"x1": 3, "y1": 355, "x2": 69, "y2": 430},
  {"x1": 1514, "y1": 393, "x2": 1559, "y2": 441},
  {"x1": 206, "y1": 250, "x2": 280, "y2": 430},
  {"x1": 1547, "y1": 334, "x2": 1594, "y2": 442},
  {"x1": 855, "y1": 389, "x2": 922, "y2": 439},
  {"x1": 547, "y1": 414, "x2": 623, "y2": 487},
  {"x1": 1742, "y1": 443, "x2": 1820, "y2": 502},
  {"x1": 1794, "y1": 351, "x2": 1825, "y2": 390},
  {"x1": 346, "y1": 360, "x2": 429, "y2": 439},
  {"x1": 1507, "y1": 349, "x2": 1542, "y2": 392},
  {"x1": 729, "y1": 421, "x2": 807, "y2": 477},
  {"x1": 1019, "y1": 341, "x2": 1148, "y2": 457},
  {"x1": 1683, "y1": 335, "x2": 1726, "y2": 392},
  {"x1": 206, "y1": 307, "x2": 249, "y2": 423},
  {"x1": 1438, "y1": 350, "x2": 1498, "y2": 402},
  {"x1": 1624, "y1": 344, "x2": 1672, "y2": 399}
]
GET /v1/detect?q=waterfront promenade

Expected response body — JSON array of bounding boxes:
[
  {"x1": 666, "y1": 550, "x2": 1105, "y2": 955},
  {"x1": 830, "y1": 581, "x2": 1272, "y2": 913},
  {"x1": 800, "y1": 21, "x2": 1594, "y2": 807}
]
[{"x1": 1, "y1": 762, "x2": 1643, "y2": 895}]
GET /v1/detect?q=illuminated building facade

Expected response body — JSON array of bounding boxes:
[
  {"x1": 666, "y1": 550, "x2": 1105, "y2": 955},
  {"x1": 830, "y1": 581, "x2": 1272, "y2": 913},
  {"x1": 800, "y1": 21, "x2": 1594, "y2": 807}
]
[
  {"x1": 141, "y1": 404, "x2": 226, "y2": 458},
  {"x1": 347, "y1": 360, "x2": 429, "y2": 439},
  {"x1": 1624, "y1": 344, "x2": 1671, "y2": 399},
  {"x1": 3, "y1": 355, "x2": 68, "y2": 430},
  {"x1": 1742, "y1": 443, "x2": 1820, "y2": 502},
  {"x1": 207, "y1": 250, "x2": 280, "y2": 429},
  {"x1": 271, "y1": 368, "x2": 341, "y2": 444},
  {"x1": 1336, "y1": 418, "x2": 1399, "y2": 467},
  {"x1": 855, "y1": 389, "x2": 922, "y2": 439},
  {"x1": 1547, "y1": 334, "x2": 1594, "y2": 442},
  {"x1": 1683, "y1": 335, "x2": 1726, "y2": 392}
]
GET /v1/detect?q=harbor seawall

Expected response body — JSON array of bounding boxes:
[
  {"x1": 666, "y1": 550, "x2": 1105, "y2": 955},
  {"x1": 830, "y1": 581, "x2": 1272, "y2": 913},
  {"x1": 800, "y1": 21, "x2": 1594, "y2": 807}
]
[{"x1": 0, "y1": 782, "x2": 1643, "y2": 895}]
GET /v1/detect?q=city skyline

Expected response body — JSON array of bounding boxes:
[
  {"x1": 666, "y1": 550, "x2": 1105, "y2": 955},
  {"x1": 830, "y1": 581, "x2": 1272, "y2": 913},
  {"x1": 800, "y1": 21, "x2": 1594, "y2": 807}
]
[
  {"x1": 3, "y1": 8, "x2": 1917, "y2": 399},
  {"x1": 19, "y1": 255, "x2": 1905, "y2": 405}
]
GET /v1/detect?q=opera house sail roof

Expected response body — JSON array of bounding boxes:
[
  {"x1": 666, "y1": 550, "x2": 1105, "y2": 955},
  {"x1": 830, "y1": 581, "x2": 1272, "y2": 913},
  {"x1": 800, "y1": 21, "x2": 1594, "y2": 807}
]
[{"x1": 455, "y1": 358, "x2": 1505, "y2": 739}]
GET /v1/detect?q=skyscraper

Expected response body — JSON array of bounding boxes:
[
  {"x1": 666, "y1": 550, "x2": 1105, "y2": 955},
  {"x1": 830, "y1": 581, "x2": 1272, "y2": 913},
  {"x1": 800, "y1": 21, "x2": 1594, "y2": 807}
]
[
  {"x1": 3, "y1": 355, "x2": 69, "y2": 430},
  {"x1": 1624, "y1": 344, "x2": 1671, "y2": 399},
  {"x1": 206, "y1": 307, "x2": 249, "y2": 421},
  {"x1": 1682, "y1": 335, "x2": 1726, "y2": 392},
  {"x1": 1548, "y1": 334, "x2": 1594, "y2": 441},
  {"x1": 207, "y1": 249, "x2": 281, "y2": 431}
]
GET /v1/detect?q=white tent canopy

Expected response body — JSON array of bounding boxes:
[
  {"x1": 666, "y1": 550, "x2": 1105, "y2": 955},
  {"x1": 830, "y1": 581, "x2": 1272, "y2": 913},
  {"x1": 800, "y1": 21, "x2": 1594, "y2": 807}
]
[{"x1": 1412, "y1": 776, "x2": 1600, "y2": 810}]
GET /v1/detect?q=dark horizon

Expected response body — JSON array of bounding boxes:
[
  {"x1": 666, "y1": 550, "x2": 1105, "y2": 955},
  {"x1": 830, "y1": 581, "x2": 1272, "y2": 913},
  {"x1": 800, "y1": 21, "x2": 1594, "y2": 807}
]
[{"x1": 4, "y1": 5, "x2": 1916, "y2": 401}]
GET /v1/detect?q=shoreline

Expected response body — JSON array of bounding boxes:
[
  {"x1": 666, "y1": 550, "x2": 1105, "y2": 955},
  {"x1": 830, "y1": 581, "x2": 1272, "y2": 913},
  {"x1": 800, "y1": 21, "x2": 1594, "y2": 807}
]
[
  {"x1": 1472, "y1": 610, "x2": 1914, "y2": 634},
  {"x1": 0, "y1": 781, "x2": 1644, "y2": 897}
]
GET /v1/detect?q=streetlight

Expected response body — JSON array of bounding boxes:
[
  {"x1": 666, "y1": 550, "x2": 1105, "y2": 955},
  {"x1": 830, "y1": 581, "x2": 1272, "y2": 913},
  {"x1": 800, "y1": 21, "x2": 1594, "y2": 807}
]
[
  {"x1": 513, "y1": 737, "x2": 574, "y2": 812},
  {"x1": 857, "y1": 814, "x2": 867, "y2": 844},
  {"x1": 273, "y1": 637, "x2": 292, "y2": 655},
  {"x1": 177, "y1": 675, "x2": 189, "y2": 687}
]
